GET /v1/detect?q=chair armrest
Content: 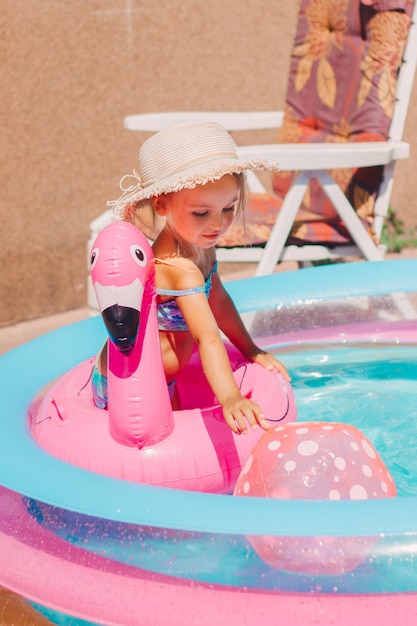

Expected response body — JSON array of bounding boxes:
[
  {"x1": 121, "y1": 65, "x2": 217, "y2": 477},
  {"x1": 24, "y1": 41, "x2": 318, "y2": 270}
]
[
  {"x1": 123, "y1": 111, "x2": 284, "y2": 132},
  {"x1": 237, "y1": 141, "x2": 410, "y2": 170}
]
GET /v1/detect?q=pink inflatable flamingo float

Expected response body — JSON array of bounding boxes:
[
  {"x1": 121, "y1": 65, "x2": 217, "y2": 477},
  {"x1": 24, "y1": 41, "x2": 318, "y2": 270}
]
[{"x1": 29, "y1": 221, "x2": 296, "y2": 493}]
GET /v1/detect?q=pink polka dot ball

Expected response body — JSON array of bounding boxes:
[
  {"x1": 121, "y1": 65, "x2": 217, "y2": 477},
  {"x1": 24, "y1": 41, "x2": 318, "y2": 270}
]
[{"x1": 234, "y1": 421, "x2": 397, "y2": 575}]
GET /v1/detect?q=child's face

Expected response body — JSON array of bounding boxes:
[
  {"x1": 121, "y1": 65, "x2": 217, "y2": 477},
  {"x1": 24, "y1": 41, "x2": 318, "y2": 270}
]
[{"x1": 155, "y1": 175, "x2": 238, "y2": 249}]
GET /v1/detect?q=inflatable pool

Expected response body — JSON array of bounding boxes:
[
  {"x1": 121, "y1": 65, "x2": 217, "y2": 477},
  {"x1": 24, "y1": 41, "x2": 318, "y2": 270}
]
[{"x1": 1, "y1": 258, "x2": 417, "y2": 625}]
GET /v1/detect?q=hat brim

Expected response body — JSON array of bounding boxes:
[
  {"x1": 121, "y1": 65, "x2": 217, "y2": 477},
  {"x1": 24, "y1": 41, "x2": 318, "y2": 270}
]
[{"x1": 113, "y1": 157, "x2": 279, "y2": 219}]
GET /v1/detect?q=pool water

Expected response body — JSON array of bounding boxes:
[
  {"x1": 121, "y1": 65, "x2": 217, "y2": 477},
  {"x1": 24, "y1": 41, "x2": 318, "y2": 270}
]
[
  {"x1": 21, "y1": 337, "x2": 417, "y2": 604},
  {"x1": 273, "y1": 343, "x2": 417, "y2": 497}
]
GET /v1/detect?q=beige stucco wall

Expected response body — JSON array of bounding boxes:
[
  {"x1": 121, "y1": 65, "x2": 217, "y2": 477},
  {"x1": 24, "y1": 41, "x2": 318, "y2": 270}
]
[{"x1": 1, "y1": 1, "x2": 416, "y2": 326}]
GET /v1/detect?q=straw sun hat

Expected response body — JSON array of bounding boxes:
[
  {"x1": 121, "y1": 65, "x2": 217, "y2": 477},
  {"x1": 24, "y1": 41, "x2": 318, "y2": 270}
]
[{"x1": 111, "y1": 121, "x2": 279, "y2": 220}]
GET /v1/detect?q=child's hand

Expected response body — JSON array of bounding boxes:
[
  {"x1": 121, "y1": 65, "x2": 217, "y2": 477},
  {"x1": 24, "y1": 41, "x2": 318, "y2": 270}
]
[
  {"x1": 221, "y1": 395, "x2": 270, "y2": 435},
  {"x1": 252, "y1": 350, "x2": 291, "y2": 381}
]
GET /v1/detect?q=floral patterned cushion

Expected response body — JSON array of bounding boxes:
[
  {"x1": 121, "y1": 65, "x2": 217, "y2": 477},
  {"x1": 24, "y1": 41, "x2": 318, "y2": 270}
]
[{"x1": 218, "y1": 0, "x2": 413, "y2": 249}]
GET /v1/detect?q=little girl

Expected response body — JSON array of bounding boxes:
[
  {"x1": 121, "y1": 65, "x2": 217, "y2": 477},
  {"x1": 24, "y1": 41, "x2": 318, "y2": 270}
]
[{"x1": 93, "y1": 121, "x2": 290, "y2": 435}]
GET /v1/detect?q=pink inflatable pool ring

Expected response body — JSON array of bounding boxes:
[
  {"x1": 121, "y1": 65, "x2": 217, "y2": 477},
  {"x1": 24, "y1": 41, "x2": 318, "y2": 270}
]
[
  {"x1": 29, "y1": 222, "x2": 296, "y2": 493},
  {"x1": 234, "y1": 421, "x2": 397, "y2": 574}
]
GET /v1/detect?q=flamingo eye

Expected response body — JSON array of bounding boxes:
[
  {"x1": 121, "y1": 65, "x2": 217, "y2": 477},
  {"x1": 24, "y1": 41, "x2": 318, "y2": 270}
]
[
  {"x1": 130, "y1": 244, "x2": 147, "y2": 267},
  {"x1": 90, "y1": 247, "x2": 99, "y2": 269}
]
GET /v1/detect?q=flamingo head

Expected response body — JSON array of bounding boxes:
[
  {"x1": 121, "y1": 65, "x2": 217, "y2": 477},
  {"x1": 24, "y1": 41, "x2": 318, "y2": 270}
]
[{"x1": 90, "y1": 221, "x2": 154, "y2": 355}]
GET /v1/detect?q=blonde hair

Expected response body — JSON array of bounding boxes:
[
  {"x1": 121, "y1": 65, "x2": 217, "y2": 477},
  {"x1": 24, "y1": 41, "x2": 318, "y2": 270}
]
[{"x1": 124, "y1": 172, "x2": 247, "y2": 240}]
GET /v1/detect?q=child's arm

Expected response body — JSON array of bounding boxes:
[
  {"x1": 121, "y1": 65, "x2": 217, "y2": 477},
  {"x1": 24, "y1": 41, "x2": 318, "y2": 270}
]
[
  {"x1": 176, "y1": 289, "x2": 271, "y2": 434},
  {"x1": 209, "y1": 273, "x2": 290, "y2": 380}
]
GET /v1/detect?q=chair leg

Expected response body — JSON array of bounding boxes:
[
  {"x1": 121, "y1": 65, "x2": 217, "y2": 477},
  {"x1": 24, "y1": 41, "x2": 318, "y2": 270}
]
[
  {"x1": 253, "y1": 169, "x2": 384, "y2": 277},
  {"x1": 255, "y1": 172, "x2": 309, "y2": 276},
  {"x1": 317, "y1": 171, "x2": 384, "y2": 261},
  {"x1": 372, "y1": 161, "x2": 395, "y2": 241}
]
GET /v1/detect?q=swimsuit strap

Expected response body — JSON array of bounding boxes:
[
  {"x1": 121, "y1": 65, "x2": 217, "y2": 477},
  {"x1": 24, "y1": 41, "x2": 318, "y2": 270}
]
[
  {"x1": 156, "y1": 261, "x2": 218, "y2": 298},
  {"x1": 156, "y1": 285, "x2": 206, "y2": 297}
]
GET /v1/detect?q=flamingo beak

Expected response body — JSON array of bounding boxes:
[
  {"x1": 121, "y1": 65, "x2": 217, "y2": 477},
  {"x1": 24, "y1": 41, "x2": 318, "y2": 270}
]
[{"x1": 102, "y1": 305, "x2": 140, "y2": 355}]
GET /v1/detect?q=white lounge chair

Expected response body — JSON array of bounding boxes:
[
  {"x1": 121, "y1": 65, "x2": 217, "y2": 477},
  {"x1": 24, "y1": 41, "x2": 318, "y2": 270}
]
[{"x1": 121, "y1": 0, "x2": 417, "y2": 276}]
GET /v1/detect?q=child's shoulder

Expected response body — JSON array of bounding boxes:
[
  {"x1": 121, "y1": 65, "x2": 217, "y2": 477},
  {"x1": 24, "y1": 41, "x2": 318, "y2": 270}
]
[
  {"x1": 155, "y1": 255, "x2": 204, "y2": 291},
  {"x1": 155, "y1": 253, "x2": 198, "y2": 272}
]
